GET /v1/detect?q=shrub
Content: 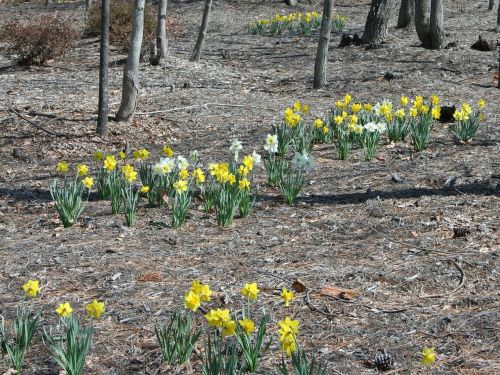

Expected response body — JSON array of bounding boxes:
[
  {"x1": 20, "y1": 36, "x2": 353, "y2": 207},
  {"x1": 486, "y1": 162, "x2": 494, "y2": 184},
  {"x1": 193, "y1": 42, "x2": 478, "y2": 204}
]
[
  {"x1": 0, "y1": 16, "x2": 77, "y2": 66},
  {"x1": 85, "y1": 0, "x2": 155, "y2": 53}
]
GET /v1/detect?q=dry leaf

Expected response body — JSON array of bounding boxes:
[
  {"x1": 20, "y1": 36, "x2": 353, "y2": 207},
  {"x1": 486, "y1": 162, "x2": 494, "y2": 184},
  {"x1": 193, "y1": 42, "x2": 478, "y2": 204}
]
[
  {"x1": 292, "y1": 279, "x2": 306, "y2": 293},
  {"x1": 321, "y1": 285, "x2": 359, "y2": 300},
  {"x1": 136, "y1": 272, "x2": 164, "y2": 282}
]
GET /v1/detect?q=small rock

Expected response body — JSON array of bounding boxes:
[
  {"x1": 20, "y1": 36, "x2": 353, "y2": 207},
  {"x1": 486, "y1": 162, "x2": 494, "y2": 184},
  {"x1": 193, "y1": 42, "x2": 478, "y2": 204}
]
[{"x1": 391, "y1": 173, "x2": 404, "y2": 183}]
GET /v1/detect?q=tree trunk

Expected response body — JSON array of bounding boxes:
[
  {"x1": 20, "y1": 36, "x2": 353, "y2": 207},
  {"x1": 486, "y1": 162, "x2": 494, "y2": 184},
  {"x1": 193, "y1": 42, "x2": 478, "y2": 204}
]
[
  {"x1": 362, "y1": 0, "x2": 394, "y2": 44},
  {"x1": 116, "y1": 0, "x2": 145, "y2": 122},
  {"x1": 191, "y1": 0, "x2": 213, "y2": 62},
  {"x1": 415, "y1": 0, "x2": 432, "y2": 47},
  {"x1": 430, "y1": 0, "x2": 444, "y2": 49},
  {"x1": 85, "y1": 0, "x2": 92, "y2": 11},
  {"x1": 284, "y1": 0, "x2": 297, "y2": 5},
  {"x1": 489, "y1": 0, "x2": 496, "y2": 11},
  {"x1": 313, "y1": 0, "x2": 334, "y2": 89},
  {"x1": 498, "y1": 1, "x2": 500, "y2": 30},
  {"x1": 397, "y1": 0, "x2": 415, "y2": 28},
  {"x1": 157, "y1": 0, "x2": 168, "y2": 58},
  {"x1": 97, "y1": 0, "x2": 110, "y2": 137}
]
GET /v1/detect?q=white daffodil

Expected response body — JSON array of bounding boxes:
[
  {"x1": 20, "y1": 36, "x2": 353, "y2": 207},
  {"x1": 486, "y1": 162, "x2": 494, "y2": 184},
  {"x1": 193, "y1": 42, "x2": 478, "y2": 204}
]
[
  {"x1": 251, "y1": 150, "x2": 262, "y2": 165},
  {"x1": 177, "y1": 155, "x2": 189, "y2": 170},
  {"x1": 264, "y1": 134, "x2": 278, "y2": 154},
  {"x1": 229, "y1": 139, "x2": 243, "y2": 161}
]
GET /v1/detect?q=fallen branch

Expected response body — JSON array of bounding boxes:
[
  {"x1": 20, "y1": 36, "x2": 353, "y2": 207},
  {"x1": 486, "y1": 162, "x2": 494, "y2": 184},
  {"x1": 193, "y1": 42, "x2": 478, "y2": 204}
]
[
  {"x1": 26, "y1": 110, "x2": 94, "y2": 122},
  {"x1": 135, "y1": 103, "x2": 279, "y2": 116},
  {"x1": 7, "y1": 105, "x2": 72, "y2": 137}
]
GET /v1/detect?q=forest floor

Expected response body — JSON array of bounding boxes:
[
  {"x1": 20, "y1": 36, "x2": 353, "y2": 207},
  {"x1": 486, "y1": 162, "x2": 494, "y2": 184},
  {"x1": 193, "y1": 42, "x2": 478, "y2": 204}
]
[{"x1": 0, "y1": 0, "x2": 499, "y2": 374}]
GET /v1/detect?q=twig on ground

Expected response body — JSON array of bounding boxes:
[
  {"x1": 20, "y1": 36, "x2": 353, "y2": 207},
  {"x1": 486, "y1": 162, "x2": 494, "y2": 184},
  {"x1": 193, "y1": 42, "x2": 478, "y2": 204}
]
[
  {"x1": 26, "y1": 110, "x2": 94, "y2": 122},
  {"x1": 7, "y1": 104, "x2": 73, "y2": 137},
  {"x1": 135, "y1": 103, "x2": 279, "y2": 116},
  {"x1": 419, "y1": 259, "x2": 465, "y2": 299}
]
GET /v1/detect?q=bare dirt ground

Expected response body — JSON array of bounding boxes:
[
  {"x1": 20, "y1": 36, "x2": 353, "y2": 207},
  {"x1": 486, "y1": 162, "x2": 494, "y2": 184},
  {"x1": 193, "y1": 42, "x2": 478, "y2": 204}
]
[{"x1": 0, "y1": 0, "x2": 499, "y2": 374}]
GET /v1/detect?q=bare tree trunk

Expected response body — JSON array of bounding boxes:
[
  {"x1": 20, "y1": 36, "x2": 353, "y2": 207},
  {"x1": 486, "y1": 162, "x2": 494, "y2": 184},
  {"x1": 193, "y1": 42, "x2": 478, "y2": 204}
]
[
  {"x1": 489, "y1": 0, "x2": 496, "y2": 11},
  {"x1": 85, "y1": 0, "x2": 92, "y2": 11},
  {"x1": 191, "y1": 0, "x2": 213, "y2": 62},
  {"x1": 284, "y1": 0, "x2": 297, "y2": 5},
  {"x1": 97, "y1": 0, "x2": 110, "y2": 137},
  {"x1": 362, "y1": 0, "x2": 394, "y2": 44},
  {"x1": 430, "y1": 0, "x2": 444, "y2": 49},
  {"x1": 397, "y1": 0, "x2": 415, "y2": 28},
  {"x1": 313, "y1": 0, "x2": 334, "y2": 89},
  {"x1": 498, "y1": 1, "x2": 500, "y2": 30},
  {"x1": 116, "y1": 0, "x2": 145, "y2": 122},
  {"x1": 157, "y1": 0, "x2": 168, "y2": 58},
  {"x1": 415, "y1": 0, "x2": 432, "y2": 47}
]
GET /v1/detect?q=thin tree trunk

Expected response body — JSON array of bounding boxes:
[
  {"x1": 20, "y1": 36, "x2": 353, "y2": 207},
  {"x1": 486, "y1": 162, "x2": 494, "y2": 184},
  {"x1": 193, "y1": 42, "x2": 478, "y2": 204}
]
[
  {"x1": 397, "y1": 0, "x2": 415, "y2": 28},
  {"x1": 430, "y1": 0, "x2": 444, "y2": 49},
  {"x1": 489, "y1": 0, "x2": 496, "y2": 11},
  {"x1": 97, "y1": 0, "x2": 110, "y2": 137},
  {"x1": 284, "y1": 0, "x2": 297, "y2": 5},
  {"x1": 191, "y1": 0, "x2": 213, "y2": 62},
  {"x1": 157, "y1": 0, "x2": 168, "y2": 58},
  {"x1": 116, "y1": 0, "x2": 145, "y2": 122},
  {"x1": 313, "y1": 0, "x2": 334, "y2": 89},
  {"x1": 362, "y1": 0, "x2": 394, "y2": 44},
  {"x1": 415, "y1": 0, "x2": 432, "y2": 47},
  {"x1": 85, "y1": 0, "x2": 92, "y2": 11},
  {"x1": 497, "y1": 1, "x2": 500, "y2": 29}
]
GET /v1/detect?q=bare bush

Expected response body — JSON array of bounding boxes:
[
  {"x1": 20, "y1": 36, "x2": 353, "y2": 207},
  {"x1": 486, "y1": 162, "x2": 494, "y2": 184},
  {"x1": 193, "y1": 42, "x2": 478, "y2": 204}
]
[{"x1": 0, "y1": 16, "x2": 77, "y2": 66}]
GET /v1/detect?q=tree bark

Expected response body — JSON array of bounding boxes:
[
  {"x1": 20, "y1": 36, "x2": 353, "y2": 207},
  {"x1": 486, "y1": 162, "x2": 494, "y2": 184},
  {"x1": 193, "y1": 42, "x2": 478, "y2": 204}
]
[
  {"x1": 116, "y1": 0, "x2": 145, "y2": 122},
  {"x1": 497, "y1": 1, "x2": 500, "y2": 29},
  {"x1": 415, "y1": 0, "x2": 432, "y2": 47},
  {"x1": 489, "y1": 0, "x2": 496, "y2": 11},
  {"x1": 362, "y1": 0, "x2": 394, "y2": 45},
  {"x1": 157, "y1": 0, "x2": 168, "y2": 58},
  {"x1": 191, "y1": 0, "x2": 213, "y2": 62},
  {"x1": 430, "y1": 0, "x2": 444, "y2": 49},
  {"x1": 85, "y1": 0, "x2": 92, "y2": 11},
  {"x1": 397, "y1": 0, "x2": 415, "y2": 28},
  {"x1": 313, "y1": 0, "x2": 334, "y2": 89},
  {"x1": 97, "y1": 0, "x2": 110, "y2": 137},
  {"x1": 284, "y1": 0, "x2": 297, "y2": 5}
]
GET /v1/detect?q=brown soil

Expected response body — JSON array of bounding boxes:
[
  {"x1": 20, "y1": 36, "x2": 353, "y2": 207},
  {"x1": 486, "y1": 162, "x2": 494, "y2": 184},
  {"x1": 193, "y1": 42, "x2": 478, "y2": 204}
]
[{"x1": 0, "y1": 1, "x2": 499, "y2": 374}]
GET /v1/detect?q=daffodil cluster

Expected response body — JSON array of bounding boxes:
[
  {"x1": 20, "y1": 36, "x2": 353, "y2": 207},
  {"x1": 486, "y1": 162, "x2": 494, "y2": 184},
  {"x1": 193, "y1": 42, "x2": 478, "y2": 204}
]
[
  {"x1": 248, "y1": 11, "x2": 345, "y2": 35},
  {"x1": 451, "y1": 99, "x2": 485, "y2": 143}
]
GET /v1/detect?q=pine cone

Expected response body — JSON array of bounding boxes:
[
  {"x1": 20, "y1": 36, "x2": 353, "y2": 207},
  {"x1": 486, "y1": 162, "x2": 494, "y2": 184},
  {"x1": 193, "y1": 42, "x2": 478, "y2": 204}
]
[{"x1": 374, "y1": 350, "x2": 394, "y2": 372}]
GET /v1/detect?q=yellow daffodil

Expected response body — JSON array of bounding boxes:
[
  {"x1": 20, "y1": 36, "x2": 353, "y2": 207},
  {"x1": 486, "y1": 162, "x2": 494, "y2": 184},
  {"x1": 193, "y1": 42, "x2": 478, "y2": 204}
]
[
  {"x1": 400, "y1": 96, "x2": 409, "y2": 106},
  {"x1": 239, "y1": 318, "x2": 256, "y2": 335},
  {"x1": 133, "y1": 148, "x2": 150, "y2": 161},
  {"x1": 334, "y1": 115, "x2": 344, "y2": 125},
  {"x1": 222, "y1": 320, "x2": 236, "y2": 337},
  {"x1": 55, "y1": 302, "x2": 73, "y2": 318},
  {"x1": 478, "y1": 99, "x2": 485, "y2": 109},
  {"x1": 163, "y1": 145, "x2": 174, "y2": 157},
  {"x1": 394, "y1": 109, "x2": 405, "y2": 119},
  {"x1": 280, "y1": 330, "x2": 297, "y2": 356},
  {"x1": 103, "y1": 155, "x2": 117, "y2": 172},
  {"x1": 293, "y1": 100, "x2": 301, "y2": 112},
  {"x1": 351, "y1": 103, "x2": 362, "y2": 113},
  {"x1": 192, "y1": 168, "x2": 205, "y2": 184},
  {"x1": 173, "y1": 179, "x2": 188, "y2": 194},
  {"x1": 430, "y1": 94, "x2": 440, "y2": 106},
  {"x1": 281, "y1": 288, "x2": 295, "y2": 307},
  {"x1": 82, "y1": 177, "x2": 94, "y2": 189},
  {"x1": 22, "y1": 279, "x2": 40, "y2": 297},
  {"x1": 191, "y1": 280, "x2": 212, "y2": 302},
  {"x1": 431, "y1": 106, "x2": 441, "y2": 120},
  {"x1": 238, "y1": 178, "x2": 250, "y2": 191},
  {"x1": 93, "y1": 150, "x2": 104, "y2": 161},
  {"x1": 461, "y1": 102, "x2": 472, "y2": 115},
  {"x1": 179, "y1": 168, "x2": 189, "y2": 180},
  {"x1": 414, "y1": 95, "x2": 424, "y2": 109},
  {"x1": 205, "y1": 308, "x2": 231, "y2": 328},
  {"x1": 242, "y1": 155, "x2": 254, "y2": 171},
  {"x1": 279, "y1": 317, "x2": 299, "y2": 335},
  {"x1": 56, "y1": 161, "x2": 69, "y2": 173},
  {"x1": 122, "y1": 164, "x2": 137, "y2": 183},
  {"x1": 421, "y1": 105, "x2": 429, "y2": 114},
  {"x1": 334, "y1": 100, "x2": 345, "y2": 110},
  {"x1": 76, "y1": 164, "x2": 88, "y2": 177},
  {"x1": 409, "y1": 107, "x2": 418, "y2": 117},
  {"x1": 228, "y1": 173, "x2": 236, "y2": 186},
  {"x1": 118, "y1": 150, "x2": 126, "y2": 160},
  {"x1": 420, "y1": 347, "x2": 436, "y2": 365},
  {"x1": 363, "y1": 103, "x2": 373, "y2": 112},
  {"x1": 238, "y1": 164, "x2": 250, "y2": 176},
  {"x1": 86, "y1": 299, "x2": 105, "y2": 319},
  {"x1": 343, "y1": 93, "x2": 352, "y2": 105},
  {"x1": 314, "y1": 118, "x2": 324, "y2": 129},
  {"x1": 184, "y1": 290, "x2": 201, "y2": 312},
  {"x1": 140, "y1": 185, "x2": 150, "y2": 194},
  {"x1": 241, "y1": 282, "x2": 259, "y2": 300},
  {"x1": 322, "y1": 126, "x2": 329, "y2": 134}
]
